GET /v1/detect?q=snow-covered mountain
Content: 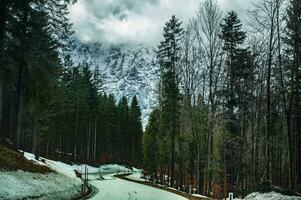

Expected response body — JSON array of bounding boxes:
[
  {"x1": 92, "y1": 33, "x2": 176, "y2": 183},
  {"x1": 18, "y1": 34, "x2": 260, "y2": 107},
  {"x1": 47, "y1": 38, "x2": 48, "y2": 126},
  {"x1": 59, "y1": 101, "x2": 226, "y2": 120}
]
[{"x1": 70, "y1": 39, "x2": 160, "y2": 127}]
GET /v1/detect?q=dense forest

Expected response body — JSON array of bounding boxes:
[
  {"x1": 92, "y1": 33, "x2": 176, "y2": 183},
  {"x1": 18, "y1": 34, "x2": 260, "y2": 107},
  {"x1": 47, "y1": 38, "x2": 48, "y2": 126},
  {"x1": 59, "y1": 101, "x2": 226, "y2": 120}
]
[
  {"x1": 0, "y1": 0, "x2": 143, "y2": 165},
  {"x1": 143, "y1": 0, "x2": 301, "y2": 198},
  {"x1": 0, "y1": 0, "x2": 300, "y2": 199}
]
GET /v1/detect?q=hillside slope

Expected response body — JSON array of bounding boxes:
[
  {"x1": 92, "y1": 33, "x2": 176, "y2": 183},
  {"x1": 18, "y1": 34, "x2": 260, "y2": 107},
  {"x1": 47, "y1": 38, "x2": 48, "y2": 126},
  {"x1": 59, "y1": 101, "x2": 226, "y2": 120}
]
[{"x1": 0, "y1": 147, "x2": 82, "y2": 199}]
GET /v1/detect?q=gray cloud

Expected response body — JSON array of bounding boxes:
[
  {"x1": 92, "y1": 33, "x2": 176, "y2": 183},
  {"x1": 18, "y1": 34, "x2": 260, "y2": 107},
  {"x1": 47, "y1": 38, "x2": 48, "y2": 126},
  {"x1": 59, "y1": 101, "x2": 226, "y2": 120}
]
[{"x1": 69, "y1": 0, "x2": 255, "y2": 45}]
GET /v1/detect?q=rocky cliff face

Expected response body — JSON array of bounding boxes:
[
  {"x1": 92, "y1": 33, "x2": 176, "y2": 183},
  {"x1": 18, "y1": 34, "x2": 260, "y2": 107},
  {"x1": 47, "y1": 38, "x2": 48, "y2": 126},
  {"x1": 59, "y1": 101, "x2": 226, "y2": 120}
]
[{"x1": 70, "y1": 39, "x2": 160, "y2": 127}]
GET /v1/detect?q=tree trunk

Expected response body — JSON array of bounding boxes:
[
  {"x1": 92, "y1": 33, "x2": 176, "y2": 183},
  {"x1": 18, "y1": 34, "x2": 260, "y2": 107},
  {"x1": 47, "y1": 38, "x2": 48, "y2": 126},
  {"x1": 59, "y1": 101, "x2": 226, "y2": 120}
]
[
  {"x1": 87, "y1": 118, "x2": 91, "y2": 162},
  {"x1": 16, "y1": 1, "x2": 29, "y2": 148},
  {"x1": 179, "y1": 160, "x2": 183, "y2": 191},
  {"x1": 265, "y1": 14, "x2": 274, "y2": 182},
  {"x1": 0, "y1": 71, "x2": 3, "y2": 136},
  {"x1": 171, "y1": 136, "x2": 175, "y2": 187},
  {"x1": 16, "y1": 62, "x2": 25, "y2": 148},
  {"x1": 0, "y1": 0, "x2": 8, "y2": 137},
  {"x1": 32, "y1": 87, "x2": 39, "y2": 155},
  {"x1": 74, "y1": 107, "x2": 79, "y2": 160},
  {"x1": 132, "y1": 134, "x2": 135, "y2": 165},
  {"x1": 93, "y1": 116, "x2": 97, "y2": 161}
]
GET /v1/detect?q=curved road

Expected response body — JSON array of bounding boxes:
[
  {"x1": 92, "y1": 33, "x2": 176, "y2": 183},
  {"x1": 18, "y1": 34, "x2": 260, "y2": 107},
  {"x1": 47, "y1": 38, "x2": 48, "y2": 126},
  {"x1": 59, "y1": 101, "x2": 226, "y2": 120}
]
[{"x1": 88, "y1": 173, "x2": 187, "y2": 200}]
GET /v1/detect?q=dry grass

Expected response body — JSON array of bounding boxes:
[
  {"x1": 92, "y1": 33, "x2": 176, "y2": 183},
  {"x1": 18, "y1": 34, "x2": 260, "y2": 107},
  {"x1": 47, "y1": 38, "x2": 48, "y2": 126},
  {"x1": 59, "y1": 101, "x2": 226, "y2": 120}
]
[{"x1": 0, "y1": 145, "x2": 52, "y2": 173}]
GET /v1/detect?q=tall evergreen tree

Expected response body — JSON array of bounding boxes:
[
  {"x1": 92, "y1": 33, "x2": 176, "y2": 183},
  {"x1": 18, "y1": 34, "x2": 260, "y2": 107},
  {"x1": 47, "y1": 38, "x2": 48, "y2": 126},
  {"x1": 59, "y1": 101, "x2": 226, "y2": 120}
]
[
  {"x1": 219, "y1": 11, "x2": 247, "y2": 193},
  {"x1": 129, "y1": 95, "x2": 143, "y2": 166},
  {"x1": 118, "y1": 96, "x2": 131, "y2": 162},
  {"x1": 143, "y1": 108, "x2": 160, "y2": 174},
  {"x1": 285, "y1": 0, "x2": 301, "y2": 189},
  {"x1": 157, "y1": 15, "x2": 184, "y2": 187},
  {"x1": 104, "y1": 94, "x2": 120, "y2": 161},
  {"x1": 0, "y1": 0, "x2": 74, "y2": 148}
]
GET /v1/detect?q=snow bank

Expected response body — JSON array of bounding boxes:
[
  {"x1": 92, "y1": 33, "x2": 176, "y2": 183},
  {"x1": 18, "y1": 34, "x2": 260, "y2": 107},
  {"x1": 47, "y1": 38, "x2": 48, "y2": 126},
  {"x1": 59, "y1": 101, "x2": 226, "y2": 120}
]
[
  {"x1": 122, "y1": 167, "x2": 148, "y2": 182},
  {"x1": 99, "y1": 164, "x2": 132, "y2": 173},
  {"x1": 23, "y1": 152, "x2": 78, "y2": 179},
  {"x1": 192, "y1": 193, "x2": 210, "y2": 198},
  {"x1": 47, "y1": 160, "x2": 78, "y2": 179},
  {"x1": 0, "y1": 170, "x2": 81, "y2": 200},
  {"x1": 126, "y1": 169, "x2": 147, "y2": 182},
  {"x1": 72, "y1": 163, "x2": 132, "y2": 175},
  {"x1": 23, "y1": 152, "x2": 36, "y2": 161},
  {"x1": 245, "y1": 192, "x2": 301, "y2": 200},
  {"x1": 73, "y1": 164, "x2": 100, "y2": 174},
  {"x1": 0, "y1": 151, "x2": 83, "y2": 199}
]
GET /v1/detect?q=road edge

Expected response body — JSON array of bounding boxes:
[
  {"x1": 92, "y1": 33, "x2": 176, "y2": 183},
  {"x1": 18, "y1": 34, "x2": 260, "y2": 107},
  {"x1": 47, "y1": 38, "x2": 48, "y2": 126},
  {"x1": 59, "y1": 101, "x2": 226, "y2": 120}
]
[{"x1": 115, "y1": 173, "x2": 212, "y2": 200}]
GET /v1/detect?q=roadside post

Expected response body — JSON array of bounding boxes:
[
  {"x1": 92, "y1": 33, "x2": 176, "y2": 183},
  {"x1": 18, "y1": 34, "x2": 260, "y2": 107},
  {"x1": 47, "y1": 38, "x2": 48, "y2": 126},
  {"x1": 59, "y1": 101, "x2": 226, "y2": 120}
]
[{"x1": 228, "y1": 192, "x2": 233, "y2": 200}]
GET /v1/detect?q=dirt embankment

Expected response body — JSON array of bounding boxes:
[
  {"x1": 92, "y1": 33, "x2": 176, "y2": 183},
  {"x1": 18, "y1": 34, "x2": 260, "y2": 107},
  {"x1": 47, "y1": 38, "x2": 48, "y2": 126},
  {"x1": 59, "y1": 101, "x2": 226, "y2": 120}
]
[{"x1": 0, "y1": 145, "x2": 52, "y2": 173}]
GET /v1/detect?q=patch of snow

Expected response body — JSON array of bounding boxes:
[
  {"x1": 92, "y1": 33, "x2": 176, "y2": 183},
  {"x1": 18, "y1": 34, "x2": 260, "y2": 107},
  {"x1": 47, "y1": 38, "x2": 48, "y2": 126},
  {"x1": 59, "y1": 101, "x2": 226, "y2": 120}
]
[
  {"x1": 47, "y1": 160, "x2": 77, "y2": 179},
  {"x1": 167, "y1": 187, "x2": 179, "y2": 191},
  {"x1": 132, "y1": 167, "x2": 141, "y2": 172},
  {"x1": 23, "y1": 152, "x2": 36, "y2": 161},
  {"x1": 23, "y1": 151, "x2": 77, "y2": 179},
  {"x1": 99, "y1": 164, "x2": 132, "y2": 174},
  {"x1": 72, "y1": 164, "x2": 133, "y2": 175},
  {"x1": 73, "y1": 164, "x2": 100, "y2": 174},
  {"x1": 126, "y1": 169, "x2": 147, "y2": 182},
  {"x1": 0, "y1": 151, "x2": 83, "y2": 199},
  {"x1": 245, "y1": 192, "x2": 301, "y2": 200},
  {"x1": 77, "y1": 164, "x2": 133, "y2": 181},
  {"x1": 0, "y1": 170, "x2": 81, "y2": 200},
  {"x1": 192, "y1": 193, "x2": 210, "y2": 198}
]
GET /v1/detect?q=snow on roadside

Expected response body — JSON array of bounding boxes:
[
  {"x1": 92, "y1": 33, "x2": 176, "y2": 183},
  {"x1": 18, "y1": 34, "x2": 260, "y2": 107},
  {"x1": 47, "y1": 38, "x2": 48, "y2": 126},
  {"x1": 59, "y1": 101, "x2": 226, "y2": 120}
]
[
  {"x1": 0, "y1": 151, "x2": 83, "y2": 200},
  {"x1": 99, "y1": 164, "x2": 132, "y2": 173},
  {"x1": 23, "y1": 151, "x2": 77, "y2": 179},
  {"x1": 126, "y1": 171, "x2": 146, "y2": 182},
  {"x1": 23, "y1": 152, "x2": 36, "y2": 161},
  {"x1": 72, "y1": 163, "x2": 133, "y2": 175},
  {"x1": 0, "y1": 170, "x2": 81, "y2": 200},
  {"x1": 245, "y1": 192, "x2": 301, "y2": 200},
  {"x1": 125, "y1": 168, "x2": 148, "y2": 182},
  {"x1": 73, "y1": 164, "x2": 99, "y2": 174},
  {"x1": 192, "y1": 194, "x2": 210, "y2": 199}
]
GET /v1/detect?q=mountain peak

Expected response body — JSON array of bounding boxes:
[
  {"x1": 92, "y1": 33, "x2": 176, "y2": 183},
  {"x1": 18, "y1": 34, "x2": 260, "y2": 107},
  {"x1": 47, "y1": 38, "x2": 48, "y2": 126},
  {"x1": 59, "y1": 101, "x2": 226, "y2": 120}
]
[{"x1": 70, "y1": 38, "x2": 160, "y2": 127}]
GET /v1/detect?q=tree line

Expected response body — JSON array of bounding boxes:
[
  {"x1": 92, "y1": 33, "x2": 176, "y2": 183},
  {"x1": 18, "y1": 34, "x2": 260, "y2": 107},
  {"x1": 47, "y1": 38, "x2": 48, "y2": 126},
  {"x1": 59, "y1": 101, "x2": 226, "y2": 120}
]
[
  {"x1": 0, "y1": 0, "x2": 143, "y2": 165},
  {"x1": 143, "y1": 0, "x2": 301, "y2": 198}
]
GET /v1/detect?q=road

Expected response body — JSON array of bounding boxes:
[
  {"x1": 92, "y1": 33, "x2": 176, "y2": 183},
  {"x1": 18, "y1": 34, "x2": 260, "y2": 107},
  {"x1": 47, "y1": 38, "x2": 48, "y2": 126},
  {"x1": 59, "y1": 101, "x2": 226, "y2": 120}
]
[{"x1": 87, "y1": 173, "x2": 187, "y2": 200}]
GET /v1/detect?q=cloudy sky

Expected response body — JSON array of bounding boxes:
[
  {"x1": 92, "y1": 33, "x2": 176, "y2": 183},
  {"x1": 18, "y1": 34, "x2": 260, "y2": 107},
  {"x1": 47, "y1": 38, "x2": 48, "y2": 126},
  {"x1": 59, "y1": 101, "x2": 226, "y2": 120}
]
[{"x1": 69, "y1": 0, "x2": 255, "y2": 45}]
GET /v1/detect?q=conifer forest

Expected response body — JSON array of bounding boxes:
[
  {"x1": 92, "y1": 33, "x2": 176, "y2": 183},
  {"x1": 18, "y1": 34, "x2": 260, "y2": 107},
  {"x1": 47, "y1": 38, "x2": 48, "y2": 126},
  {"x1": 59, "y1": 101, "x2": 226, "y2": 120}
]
[{"x1": 0, "y1": 0, "x2": 301, "y2": 199}]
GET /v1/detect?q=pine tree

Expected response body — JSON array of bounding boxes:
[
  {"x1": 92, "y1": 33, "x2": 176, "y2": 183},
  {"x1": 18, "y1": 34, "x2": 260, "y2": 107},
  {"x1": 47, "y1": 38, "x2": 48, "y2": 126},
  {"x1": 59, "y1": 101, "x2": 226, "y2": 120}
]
[
  {"x1": 118, "y1": 96, "x2": 131, "y2": 162},
  {"x1": 104, "y1": 94, "x2": 120, "y2": 161},
  {"x1": 285, "y1": 0, "x2": 301, "y2": 189},
  {"x1": 0, "y1": 0, "x2": 74, "y2": 149},
  {"x1": 81, "y1": 64, "x2": 98, "y2": 161},
  {"x1": 157, "y1": 15, "x2": 184, "y2": 187},
  {"x1": 219, "y1": 11, "x2": 247, "y2": 193},
  {"x1": 129, "y1": 95, "x2": 143, "y2": 166},
  {"x1": 143, "y1": 108, "x2": 160, "y2": 174},
  {"x1": 92, "y1": 66, "x2": 102, "y2": 161},
  {"x1": 219, "y1": 11, "x2": 246, "y2": 118},
  {"x1": 0, "y1": 0, "x2": 14, "y2": 134}
]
